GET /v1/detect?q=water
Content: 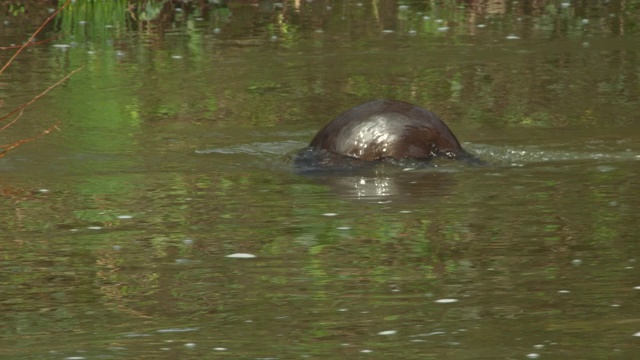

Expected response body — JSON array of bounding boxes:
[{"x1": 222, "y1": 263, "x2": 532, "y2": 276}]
[{"x1": 1, "y1": 1, "x2": 639, "y2": 359}]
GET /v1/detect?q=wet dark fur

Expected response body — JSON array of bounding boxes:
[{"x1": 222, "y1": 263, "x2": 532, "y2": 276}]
[{"x1": 296, "y1": 99, "x2": 477, "y2": 170}]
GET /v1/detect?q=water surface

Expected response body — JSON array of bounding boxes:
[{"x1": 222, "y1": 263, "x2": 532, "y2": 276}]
[{"x1": 1, "y1": 1, "x2": 639, "y2": 359}]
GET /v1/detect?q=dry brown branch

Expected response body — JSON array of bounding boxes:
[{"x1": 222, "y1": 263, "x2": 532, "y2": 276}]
[
  {"x1": 0, "y1": 34, "x2": 63, "y2": 51},
  {"x1": 0, "y1": 121, "x2": 60, "y2": 158},
  {"x1": 0, "y1": 65, "x2": 84, "y2": 128},
  {"x1": 0, "y1": 0, "x2": 80, "y2": 157},
  {"x1": 0, "y1": 0, "x2": 72, "y2": 75}
]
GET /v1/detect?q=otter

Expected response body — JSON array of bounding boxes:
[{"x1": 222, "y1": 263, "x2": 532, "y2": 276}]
[{"x1": 302, "y1": 99, "x2": 473, "y2": 163}]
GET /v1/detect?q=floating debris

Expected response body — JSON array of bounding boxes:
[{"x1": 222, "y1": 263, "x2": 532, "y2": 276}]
[
  {"x1": 226, "y1": 253, "x2": 256, "y2": 259},
  {"x1": 157, "y1": 327, "x2": 199, "y2": 333},
  {"x1": 378, "y1": 330, "x2": 397, "y2": 335},
  {"x1": 434, "y1": 298, "x2": 458, "y2": 304}
]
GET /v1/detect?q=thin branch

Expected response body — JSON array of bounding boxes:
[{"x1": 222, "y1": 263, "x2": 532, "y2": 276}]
[
  {"x1": 0, "y1": 108, "x2": 25, "y2": 133},
  {"x1": 0, "y1": 65, "x2": 84, "y2": 126},
  {"x1": 0, "y1": 0, "x2": 72, "y2": 75},
  {"x1": 0, "y1": 121, "x2": 61, "y2": 158},
  {"x1": 0, "y1": 34, "x2": 63, "y2": 50}
]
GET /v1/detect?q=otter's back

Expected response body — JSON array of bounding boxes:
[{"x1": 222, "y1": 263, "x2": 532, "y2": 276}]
[{"x1": 309, "y1": 99, "x2": 464, "y2": 161}]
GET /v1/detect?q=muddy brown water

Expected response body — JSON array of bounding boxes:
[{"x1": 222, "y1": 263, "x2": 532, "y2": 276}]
[{"x1": 1, "y1": 1, "x2": 639, "y2": 359}]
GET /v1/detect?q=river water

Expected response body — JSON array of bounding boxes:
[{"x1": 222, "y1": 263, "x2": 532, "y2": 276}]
[{"x1": 1, "y1": 0, "x2": 639, "y2": 359}]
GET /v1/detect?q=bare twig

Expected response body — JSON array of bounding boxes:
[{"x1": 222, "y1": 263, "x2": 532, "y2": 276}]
[
  {"x1": 0, "y1": 0, "x2": 82, "y2": 157},
  {"x1": 0, "y1": 34, "x2": 63, "y2": 50},
  {"x1": 0, "y1": 65, "x2": 84, "y2": 128},
  {"x1": 0, "y1": 0, "x2": 72, "y2": 75},
  {"x1": 0, "y1": 121, "x2": 61, "y2": 158}
]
